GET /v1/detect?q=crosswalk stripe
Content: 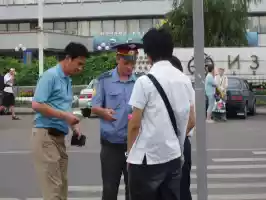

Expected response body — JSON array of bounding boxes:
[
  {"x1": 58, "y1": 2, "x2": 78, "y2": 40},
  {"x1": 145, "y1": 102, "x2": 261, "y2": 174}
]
[
  {"x1": 212, "y1": 158, "x2": 266, "y2": 162},
  {"x1": 68, "y1": 185, "x2": 125, "y2": 192},
  {"x1": 191, "y1": 182, "x2": 266, "y2": 189},
  {"x1": 252, "y1": 151, "x2": 266, "y2": 155},
  {"x1": 191, "y1": 164, "x2": 266, "y2": 170},
  {"x1": 191, "y1": 173, "x2": 266, "y2": 179},
  {"x1": 192, "y1": 193, "x2": 266, "y2": 200},
  {"x1": 25, "y1": 193, "x2": 266, "y2": 200},
  {"x1": 0, "y1": 199, "x2": 19, "y2": 200},
  {"x1": 122, "y1": 173, "x2": 266, "y2": 180},
  {"x1": 26, "y1": 198, "x2": 125, "y2": 200},
  {"x1": 69, "y1": 182, "x2": 266, "y2": 192}
]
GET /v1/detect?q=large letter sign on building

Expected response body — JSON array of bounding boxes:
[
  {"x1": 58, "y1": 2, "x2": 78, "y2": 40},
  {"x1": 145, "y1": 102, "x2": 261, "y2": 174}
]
[{"x1": 135, "y1": 47, "x2": 266, "y2": 80}]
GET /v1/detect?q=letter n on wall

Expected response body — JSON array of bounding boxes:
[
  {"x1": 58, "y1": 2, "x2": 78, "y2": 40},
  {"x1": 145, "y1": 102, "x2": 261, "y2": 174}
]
[{"x1": 228, "y1": 55, "x2": 240, "y2": 70}]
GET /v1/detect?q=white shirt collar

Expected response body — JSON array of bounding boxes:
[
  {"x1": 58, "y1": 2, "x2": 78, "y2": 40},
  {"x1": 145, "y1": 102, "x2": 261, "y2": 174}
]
[{"x1": 149, "y1": 60, "x2": 172, "y2": 72}]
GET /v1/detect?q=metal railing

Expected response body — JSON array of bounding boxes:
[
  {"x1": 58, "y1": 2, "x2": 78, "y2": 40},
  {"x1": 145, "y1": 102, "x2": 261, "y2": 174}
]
[{"x1": 13, "y1": 85, "x2": 86, "y2": 108}]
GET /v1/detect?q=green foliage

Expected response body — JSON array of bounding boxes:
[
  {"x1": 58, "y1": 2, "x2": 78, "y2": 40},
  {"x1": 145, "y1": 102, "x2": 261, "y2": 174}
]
[
  {"x1": 0, "y1": 53, "x2": 116, "y2": 86},
  {"x1": 164, "y1": 0, "x2": 261, "y2": 47}
]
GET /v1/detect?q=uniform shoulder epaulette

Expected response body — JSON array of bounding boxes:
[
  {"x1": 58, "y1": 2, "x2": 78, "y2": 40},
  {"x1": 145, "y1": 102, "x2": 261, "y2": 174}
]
[{"x1": 97, "y1": 70, "x2": 113, "y2": 80}]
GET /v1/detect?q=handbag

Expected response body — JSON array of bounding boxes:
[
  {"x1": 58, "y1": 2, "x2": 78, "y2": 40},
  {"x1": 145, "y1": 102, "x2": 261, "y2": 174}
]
[{"x1": 146, "y1": 74, "x2": 183, "y2": 151}]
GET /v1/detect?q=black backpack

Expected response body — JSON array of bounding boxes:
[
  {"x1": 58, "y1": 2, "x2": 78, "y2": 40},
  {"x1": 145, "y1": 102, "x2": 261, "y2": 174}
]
[{"x1": 0, "y1": 75, "x2": 5, "y2": 91}]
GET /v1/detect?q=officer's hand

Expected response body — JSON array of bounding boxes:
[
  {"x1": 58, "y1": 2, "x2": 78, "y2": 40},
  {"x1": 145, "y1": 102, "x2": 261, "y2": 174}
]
[
  {"x1": 63, "y1": 112, "x2": 80, "y2": 125},
  {"x1": 103, "y1": 108, "x2": 116, "y2": 121}
]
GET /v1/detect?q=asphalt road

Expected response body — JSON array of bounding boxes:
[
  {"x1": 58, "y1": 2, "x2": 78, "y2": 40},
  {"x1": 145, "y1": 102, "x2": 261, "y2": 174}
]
[{"x1": 0, "y1": 110, "x2": 266, "y2": 200}]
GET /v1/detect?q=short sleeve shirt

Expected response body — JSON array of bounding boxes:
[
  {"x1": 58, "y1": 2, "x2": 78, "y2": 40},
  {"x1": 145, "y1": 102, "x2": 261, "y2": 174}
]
[
  {"x1": 91, "y1": 68, "x2": 135, "y2": 144},
  {"x1": 33, "y1": 64, "x2": 73, "y2": 134},
  {"x1": 127, "y1": 61, "x2": 192, "y2": 165},
  {"x1": 205, "y1": 73, "x2": 216, "y2": 96}
]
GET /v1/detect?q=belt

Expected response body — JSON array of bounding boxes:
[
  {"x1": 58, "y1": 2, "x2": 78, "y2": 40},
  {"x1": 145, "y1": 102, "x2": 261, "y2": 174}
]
[
  {"x1": 46, "y1": 128, "x2": 65, "y2": 137},
  {"x1": 100, "y1": 138, "x2": 127, "y2": 150}
]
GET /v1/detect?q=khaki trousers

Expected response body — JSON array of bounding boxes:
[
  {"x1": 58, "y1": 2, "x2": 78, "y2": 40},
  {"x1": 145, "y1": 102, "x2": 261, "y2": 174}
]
[{"x1": 31, "y1": 128, "x2": 68, "y2": 200}]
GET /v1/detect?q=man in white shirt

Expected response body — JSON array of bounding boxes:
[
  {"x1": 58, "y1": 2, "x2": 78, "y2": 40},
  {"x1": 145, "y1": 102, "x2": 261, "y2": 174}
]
[
  {"x1": 0, "y1": 68, "x2": 20, "y2": 120},
  {"x1": 127, "y1": 28, "x2": 195, "y2": 200}
]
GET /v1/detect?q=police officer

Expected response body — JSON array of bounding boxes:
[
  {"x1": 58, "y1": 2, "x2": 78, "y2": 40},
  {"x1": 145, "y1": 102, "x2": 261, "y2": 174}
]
[{"x1": 91, "y1": 42, "x2": 143, "y2": 200}]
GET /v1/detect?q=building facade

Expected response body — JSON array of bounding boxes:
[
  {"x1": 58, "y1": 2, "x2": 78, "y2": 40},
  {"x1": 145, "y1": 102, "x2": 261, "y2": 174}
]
[{"x1": 0, "y1": 0, "x2": 266, "y2": 52}]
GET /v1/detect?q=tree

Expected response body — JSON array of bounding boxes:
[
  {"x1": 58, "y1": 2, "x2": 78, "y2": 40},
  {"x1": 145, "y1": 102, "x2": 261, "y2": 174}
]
[
  {"x1": 164, "y1": 0, "x2": 261, "y2": 47},
  {"x1": 0, "y1": 53, "x2": 116, "y2": 86}
]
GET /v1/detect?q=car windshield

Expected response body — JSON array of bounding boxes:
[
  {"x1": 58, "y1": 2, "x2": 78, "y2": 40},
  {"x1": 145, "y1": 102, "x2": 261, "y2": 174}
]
[{"x1": 228, "y1": 78, "x2": 242, "y2": 89}]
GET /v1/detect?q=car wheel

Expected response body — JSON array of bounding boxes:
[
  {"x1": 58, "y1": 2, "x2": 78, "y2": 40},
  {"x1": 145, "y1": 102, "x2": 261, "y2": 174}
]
[
  {"x1": 249, "y1": 101, "x2": 256, "y2": 116},
  {"x1": 81, "y1": 108, "x2": 91, "y2": 118},
  {"x1": 240, "y1": 104, "x2": 247, "y2": 119}
]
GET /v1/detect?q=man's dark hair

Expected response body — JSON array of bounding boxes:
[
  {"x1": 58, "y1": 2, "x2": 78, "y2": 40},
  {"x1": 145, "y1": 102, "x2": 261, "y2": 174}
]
[
  {"x1": 207, "y1": 64, "x2": 215, "y2": 72},
  {"x1": 64, "y1": 42, "x2": 88, "y2": 59},
  {"x1": 169, "y1": 56, "x2": 183, "y2": 72},
  {"x1": 142, "y1": 28, "x2": 174, "y2": 63}
]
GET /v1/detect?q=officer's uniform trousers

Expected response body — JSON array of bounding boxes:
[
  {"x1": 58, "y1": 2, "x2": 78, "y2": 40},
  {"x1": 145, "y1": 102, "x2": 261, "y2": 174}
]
[
  {"x1": 100, "y1": 139, "x2": 129, "y2": 200},
  {"x1": 31, "y1": 128, "x2": 68, "y2": 200}
]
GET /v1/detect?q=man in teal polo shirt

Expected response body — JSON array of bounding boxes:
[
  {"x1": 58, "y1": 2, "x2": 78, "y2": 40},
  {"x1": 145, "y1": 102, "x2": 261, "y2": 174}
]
[{"x1": 31, "y1": 42, "x2": 88, "y2": 200}]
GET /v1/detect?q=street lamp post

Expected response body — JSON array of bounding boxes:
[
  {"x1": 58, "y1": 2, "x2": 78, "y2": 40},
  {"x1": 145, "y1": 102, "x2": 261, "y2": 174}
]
[
  {"x1": 15, "y1": 44, "x2": 27, "y2": 63},
  {"x1": 38, "y1": 0, "x2": 44, "y2": 76},
  {"x1": 192, "y1": 0, "x2": 208, "y2": 200}
]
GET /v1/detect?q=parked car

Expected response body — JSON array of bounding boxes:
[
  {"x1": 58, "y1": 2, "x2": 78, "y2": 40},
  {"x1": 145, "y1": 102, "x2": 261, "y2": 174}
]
[
  {"x1": 79, "y1": 79, "x2": 98, "y2": 118},
  {"x1": 78, "y1": 79, "x2": 97, "y2": 108},
  {"x1": 226, "y1": 76, "x2": 256, "y2": 119},
  {"x1": 205, "y1": 76, "x2": 256, "y2": 119}
]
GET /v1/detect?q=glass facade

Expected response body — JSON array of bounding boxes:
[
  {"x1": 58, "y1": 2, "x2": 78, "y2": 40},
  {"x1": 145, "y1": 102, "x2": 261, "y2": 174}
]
[
  {"x1": 0, "y1": 0, "x2": 155, "y2": 4},
  {"x1": 0, "y1": 18, "x2": 163, "y2": 36},
  {"x1": 248, "y1": 16, "x2": 266, "y2": 33}
]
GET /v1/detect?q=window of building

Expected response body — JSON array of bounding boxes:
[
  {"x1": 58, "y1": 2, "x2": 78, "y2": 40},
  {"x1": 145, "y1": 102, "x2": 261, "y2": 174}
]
[
  {"x1": 78, "y1": 21, "x2": 90, "y2": 36},
  {"x1": 0, "y1": 24, "x2": 7, "y2": 32},
  {"x1": 30, "y1": 22, "x2": 38, "y2": 30},
  {"x1": 139, "y1": 19, "x2": 153, "y2": 33},
  {"x1": 247, "y1": 17, "x2": 259, "y2": 32},
  {"x1": 54, "y1": 22, "x2": 66, "y2": 33},
  {"x1": 153, "y1": 18, "x2": 164, "y2": 28},
  {"x1": 127, "y1": 19, "x2": 139, "y2": 34},
  {"x1": 19, "y1": 23, "x2": 30, "y2": 31},
  {"x1": 90, "y1": 21, "x2": 102, "y2": 36},
  {"x1": 259, "y1": 16, "x2": 266, "y2": 33},
  {"x1": 43, "y1": 22, "x2": 53, "y2": 30},
  {"x1": 8, "y1": 23, "x2": 19, "y2": 32},
  {"x1": 66, "y1": 21, "x2": 78, "y2": 34},
  {"x1": 115, "y1": 20, "x2": 127, "y2": 33},
  {"x1": 102, "y1": 20, "x2": 114, "y2": 34}
]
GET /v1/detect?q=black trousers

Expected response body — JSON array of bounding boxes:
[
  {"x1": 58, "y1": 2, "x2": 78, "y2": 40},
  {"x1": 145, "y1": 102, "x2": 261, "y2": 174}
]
[
  {"x1": 128, "y1": 156, "x2": 182, "y2": 200},
  {"x1": 1, "y1": 91, "x2": 15, "y2": 107},
  {"x1": 181, "y1": 136, "x2": 192, "y2": 200},
  {"x1": 100, "y1": 140, "x2": 128, "y2": 200}
]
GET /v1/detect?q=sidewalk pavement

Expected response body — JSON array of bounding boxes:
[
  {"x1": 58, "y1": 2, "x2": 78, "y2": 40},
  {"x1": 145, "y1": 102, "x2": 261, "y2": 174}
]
[
  {"x1": 13, "y1": 106, "x2": 266, "y2": 115},
  {"x1": 14, "y1": 107, "x2": 81, "y2": 115}
]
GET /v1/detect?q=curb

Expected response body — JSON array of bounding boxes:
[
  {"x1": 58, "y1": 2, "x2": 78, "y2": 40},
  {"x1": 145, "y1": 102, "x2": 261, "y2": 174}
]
[{"x1": 14, "y1": 108, "x2": 81, "y2": 115}]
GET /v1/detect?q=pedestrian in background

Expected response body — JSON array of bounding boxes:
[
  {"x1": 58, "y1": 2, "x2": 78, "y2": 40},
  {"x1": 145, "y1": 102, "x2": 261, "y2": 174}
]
[
  {"x1": 31, "y1": 42, "x2": 88, "y2": 200},
  {"x1": 91, "y1": 42, "x2": 143, "y2": 200},
  {"x1": 205, "y1": 64, "x2": 217, "y2": 123},
  {"x1": 127, "y1": 28, "x2": 195, "y2": 200},
  {"x1": 215, "y1": 67, "x2": 228, "y2": 121},
  {"x1": 0, "y1": 68, "x2": 20, "y2": 120},
  {"x1": 170, "y1": 55, "x2": 195, "y2": 200}
]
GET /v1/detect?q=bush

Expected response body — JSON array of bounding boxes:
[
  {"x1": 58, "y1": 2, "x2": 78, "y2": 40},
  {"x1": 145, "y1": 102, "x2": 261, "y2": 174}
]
[{"x1": 0, "y1": 53, "x2": 116, "y2": 86}]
